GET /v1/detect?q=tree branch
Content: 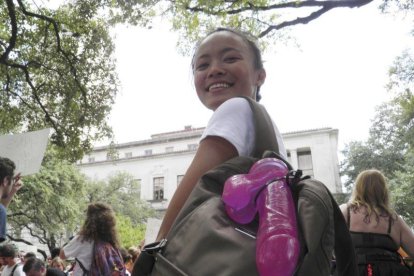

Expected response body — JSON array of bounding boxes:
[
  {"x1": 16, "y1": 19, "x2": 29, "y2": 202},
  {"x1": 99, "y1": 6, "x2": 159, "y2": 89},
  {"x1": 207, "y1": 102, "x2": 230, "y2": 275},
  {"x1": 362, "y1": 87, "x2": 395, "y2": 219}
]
[
  {"x1": 15, "y1": 0, "x2": 89, "y2": 108},
  {"x1": 185, "y1": 0, "x2": 374, "y2": 37},
  {"x1": 259, "y1": 5, "x2": 332, "y2": 37},
  {"x1": 5, "y1": 61, "x2": 61, "y2": 133},
  {"x1": 0, "y1": 0, "x2": 17, "y2": 63},
  {"x1": 6, "y1": 235, "x2": 48, "y2": 259}
]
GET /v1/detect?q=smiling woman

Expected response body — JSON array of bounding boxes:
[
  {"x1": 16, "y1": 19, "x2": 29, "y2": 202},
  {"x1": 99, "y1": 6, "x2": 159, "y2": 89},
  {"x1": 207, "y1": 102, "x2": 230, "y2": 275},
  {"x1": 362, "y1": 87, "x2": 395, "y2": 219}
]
[
  {"x1": 155, "y1": 28, "x2": 286, "y2": 243},
  {"x1": 192, "y1": 29, "x2": 266, "y2": 110}
]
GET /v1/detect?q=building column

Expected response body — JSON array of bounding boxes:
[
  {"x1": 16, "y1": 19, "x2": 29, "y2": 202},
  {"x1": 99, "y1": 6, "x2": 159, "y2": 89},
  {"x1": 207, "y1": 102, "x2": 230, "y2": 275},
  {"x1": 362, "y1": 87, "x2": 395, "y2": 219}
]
[{"x1": 290, "y1": 149, "x2": 298, "y2": 170}]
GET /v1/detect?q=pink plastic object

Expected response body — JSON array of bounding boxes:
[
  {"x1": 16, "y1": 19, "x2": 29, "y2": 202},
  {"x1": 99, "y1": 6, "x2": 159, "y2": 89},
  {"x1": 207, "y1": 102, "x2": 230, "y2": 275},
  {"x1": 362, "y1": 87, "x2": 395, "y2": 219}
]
[{"x1": 222, "y1": 158, "x2": 300, "y2": 276}]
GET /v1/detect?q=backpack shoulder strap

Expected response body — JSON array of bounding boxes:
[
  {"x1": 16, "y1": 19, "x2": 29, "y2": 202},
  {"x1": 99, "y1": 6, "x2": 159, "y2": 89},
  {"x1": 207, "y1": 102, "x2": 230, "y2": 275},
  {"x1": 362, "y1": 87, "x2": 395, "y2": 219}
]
[
  {"x1": 241, "y1": 96, "x2": 280, "y2": 158},
  {"x1": 326, "y1": 188, "x2": 358, "y2": 276},
  {"x1": 10, "y1": 264, "x2": 18, "y2": 276},
  {"x1": 75, "y1": 257, "x2": 89, "y2": 275}
]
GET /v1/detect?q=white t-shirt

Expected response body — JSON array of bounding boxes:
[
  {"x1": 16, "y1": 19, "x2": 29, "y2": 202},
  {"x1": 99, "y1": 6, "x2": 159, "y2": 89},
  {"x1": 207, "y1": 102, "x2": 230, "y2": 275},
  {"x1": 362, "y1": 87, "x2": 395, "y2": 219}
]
[
  {"x1": 201, "y1": 97, "x2": 287, "y2": 158},
  {"x1": 63, "y1": 235, "x2": 94, "y2": 276},
  {"x1": 1, "y1": 263, "x2": 25, "y2": 276}
]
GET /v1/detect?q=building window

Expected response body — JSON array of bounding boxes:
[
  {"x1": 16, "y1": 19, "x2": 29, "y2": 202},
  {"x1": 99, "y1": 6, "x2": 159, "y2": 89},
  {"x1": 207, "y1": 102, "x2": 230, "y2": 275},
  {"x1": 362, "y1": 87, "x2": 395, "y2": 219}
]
[
  {"x1": 153, "y1": 177, "x2": 164, "y2": 201},
  {"x1": 177, "y1": 175, "x2": 184, "y2": 186},
  {"x1": 145, "y1": 149, "x2": 153, "y2": 156},
  {"x1": 166, "y1": 147, "x2": 174, "y2": 153},
  {"x1": 188, "y1": 144, "x2": 198, "y2": 151},
  {"x1": 298, "y1": 150, "x2": 314, "y2": 178},
  {"x1": 125, "y1": 152, "x2": 132, "y2": 158},
  {"x1": 88, "y1": 157, "x2": 95, "y2": 163}
]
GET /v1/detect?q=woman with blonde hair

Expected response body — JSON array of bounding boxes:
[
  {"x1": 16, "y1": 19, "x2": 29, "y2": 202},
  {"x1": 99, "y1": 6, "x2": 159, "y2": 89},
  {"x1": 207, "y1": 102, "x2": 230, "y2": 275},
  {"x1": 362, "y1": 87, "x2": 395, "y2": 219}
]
[
  {"x1": 49, "y1": 256, "x2": 66, "y2": 272},
  {"x1": 340, "y1": 169, "x2": 414, "y2": 275}
]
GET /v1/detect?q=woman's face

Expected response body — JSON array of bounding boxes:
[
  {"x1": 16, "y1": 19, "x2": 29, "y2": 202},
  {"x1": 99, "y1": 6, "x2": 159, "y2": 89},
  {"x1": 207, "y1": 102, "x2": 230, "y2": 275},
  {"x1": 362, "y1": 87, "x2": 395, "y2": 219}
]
[
  {"x1": 51, "y1": 262, "x2": 64, "y2": 271},
  {"x1": 193, "y1": 31, "x2": 266, "y2": 111}
]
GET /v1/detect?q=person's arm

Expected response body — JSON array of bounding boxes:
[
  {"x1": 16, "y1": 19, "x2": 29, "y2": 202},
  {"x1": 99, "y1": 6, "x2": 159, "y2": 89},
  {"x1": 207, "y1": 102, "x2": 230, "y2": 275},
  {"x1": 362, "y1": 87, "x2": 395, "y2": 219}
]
[
  {"x1": 1, "y1": 173, "x2": 23, "y2": 208},
  {"x1": 399, "y1": 216, "x2": 414, "y2": 258},
  {"x1": 156, "y1": 136, "x2": 238, "y2": 241},
  {"x1": 59, "y1": 248, "x2": 67, "y2": 260}
]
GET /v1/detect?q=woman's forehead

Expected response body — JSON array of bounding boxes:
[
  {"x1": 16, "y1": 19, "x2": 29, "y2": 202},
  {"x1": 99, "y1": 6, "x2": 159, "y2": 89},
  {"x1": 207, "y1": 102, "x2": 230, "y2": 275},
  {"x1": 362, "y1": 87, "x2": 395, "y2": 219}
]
[{"x1": 195, "y1": 31, "x2": 249, "y2": 58}]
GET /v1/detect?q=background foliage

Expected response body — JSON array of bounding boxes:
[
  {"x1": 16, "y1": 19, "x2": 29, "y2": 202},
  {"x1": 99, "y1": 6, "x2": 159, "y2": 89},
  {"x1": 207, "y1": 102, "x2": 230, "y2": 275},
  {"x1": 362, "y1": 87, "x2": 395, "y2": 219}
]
[{"x1": 7, "y1": 148, "x2": 154, "y2": 257}]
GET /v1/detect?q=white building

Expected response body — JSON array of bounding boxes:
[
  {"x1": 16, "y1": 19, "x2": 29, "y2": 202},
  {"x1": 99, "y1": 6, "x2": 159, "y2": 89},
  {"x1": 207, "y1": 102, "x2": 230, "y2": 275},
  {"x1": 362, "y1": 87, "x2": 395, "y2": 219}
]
[{"x1": 78, "y1": 126, "x2": 342, "y2": 209}]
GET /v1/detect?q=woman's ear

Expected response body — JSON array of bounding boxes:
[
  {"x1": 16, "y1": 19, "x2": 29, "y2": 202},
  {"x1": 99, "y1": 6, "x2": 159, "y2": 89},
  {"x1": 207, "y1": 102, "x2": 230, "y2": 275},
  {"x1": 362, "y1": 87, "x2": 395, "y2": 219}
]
[{"x1": 256, "y1": 69, "x2": 266, "y2": 86}]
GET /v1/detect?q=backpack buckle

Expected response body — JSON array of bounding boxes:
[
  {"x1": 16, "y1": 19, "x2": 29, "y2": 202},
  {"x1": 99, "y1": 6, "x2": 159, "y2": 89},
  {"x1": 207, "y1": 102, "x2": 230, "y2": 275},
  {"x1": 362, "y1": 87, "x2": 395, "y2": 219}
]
[{"x1": 143, "y1": 239, "x2": 167, "y2": 256}]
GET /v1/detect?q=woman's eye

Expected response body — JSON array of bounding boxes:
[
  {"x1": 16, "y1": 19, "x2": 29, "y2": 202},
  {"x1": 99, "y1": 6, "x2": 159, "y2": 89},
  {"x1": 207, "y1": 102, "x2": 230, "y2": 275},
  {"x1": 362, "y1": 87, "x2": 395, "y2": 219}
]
[
  {"x1": 196, "y1": 63, "x2": 209, "y2": 70},
  {"x1": 224, "y1": 56, "x2": 239, "y2": 63}
]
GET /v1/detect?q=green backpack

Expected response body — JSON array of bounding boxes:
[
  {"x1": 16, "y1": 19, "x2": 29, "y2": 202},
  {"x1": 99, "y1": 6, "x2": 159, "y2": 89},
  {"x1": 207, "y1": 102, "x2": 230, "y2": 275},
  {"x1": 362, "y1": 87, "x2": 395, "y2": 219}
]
[{"x1": 134, "y1": 97, "x2": 358, "y2": 276}]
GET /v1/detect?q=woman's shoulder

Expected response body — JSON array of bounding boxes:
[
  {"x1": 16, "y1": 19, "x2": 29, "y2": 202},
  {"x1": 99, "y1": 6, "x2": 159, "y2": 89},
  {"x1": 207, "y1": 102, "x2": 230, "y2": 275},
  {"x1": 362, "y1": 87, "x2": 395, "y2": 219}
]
[
  {"x1": 207, "y1": 97, "x2": 252, "y2": 129},
  {"x1": 70, "y1": 235, "x2": 93, "y2": 245},
  {"x1": 216, "y1": 97, "x2": 250, "y2": 112},
  {"x1": 339, "y1": 203, "x2": 348, "y2": 213},
  {"x1": 211, "y1": 97, "x2": 252, "y2": 124}
]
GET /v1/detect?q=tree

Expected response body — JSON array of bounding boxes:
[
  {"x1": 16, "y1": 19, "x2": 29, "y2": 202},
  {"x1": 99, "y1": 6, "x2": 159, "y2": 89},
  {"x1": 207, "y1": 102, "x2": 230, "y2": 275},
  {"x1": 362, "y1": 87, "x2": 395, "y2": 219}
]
[
  {"x1": 341, "y1": 50, "x2": 414, "y2": 224},
  {"x1": 340, "y1": 100, "x2": 407, "y2": 190},
  {"x1": 1, "y1": 0, "x2": 118, "y2": 161},
  {"x1": 116, "y1": 214, "x2": 146, "y2": 249},
  {"x1": 387, "y1": 50, "x2": 414, "y2": 148},
  {"x1": 86, "y1": 172, "x2": 156, "y2": 226},
  {"x1": 85, "y1": 172, "x2": 156, "y2": 248},
  {"x1": 6, "y1": 151, "x2": 155, "y2": 257},
  {"x1": 7, "y1": 147, "x2": 89, "y2": 258},
  {"x1": 390, "y1": 151, "x2": 414, "y2": 226}
]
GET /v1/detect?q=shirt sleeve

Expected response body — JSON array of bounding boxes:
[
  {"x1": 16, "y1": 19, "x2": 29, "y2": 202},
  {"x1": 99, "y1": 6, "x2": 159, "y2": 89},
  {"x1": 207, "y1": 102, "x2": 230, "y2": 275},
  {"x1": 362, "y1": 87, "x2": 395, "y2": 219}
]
[
  {"x1": 63, "y1": 235, "x2": 84, "y2": 258},
  {"x1": 201, "y1": 98, "x2": 254, "y2": 157}
]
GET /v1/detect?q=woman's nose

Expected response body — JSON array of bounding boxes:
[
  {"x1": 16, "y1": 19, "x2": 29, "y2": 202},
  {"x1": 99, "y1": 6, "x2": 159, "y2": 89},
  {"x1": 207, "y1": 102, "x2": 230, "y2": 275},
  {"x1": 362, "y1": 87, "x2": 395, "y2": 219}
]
[{"x1": 208, "y1": 61, "x2": 225, "y2": 78}]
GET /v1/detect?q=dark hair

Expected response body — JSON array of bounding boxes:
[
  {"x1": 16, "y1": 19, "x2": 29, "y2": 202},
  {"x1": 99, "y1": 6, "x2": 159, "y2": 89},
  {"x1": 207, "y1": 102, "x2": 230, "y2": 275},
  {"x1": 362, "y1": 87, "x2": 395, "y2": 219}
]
[
  {"x1": 79, "y1": 202, "x2": 120, "y2": 248},
  {"x1": 24, "y1": 252, "x2": 37, "y2": 259},
  {"x1": 50, "y1": 247, "x2": 61, "y2": 259},
  {"x1": 0, "y1": 243, "x2": 17, "y2": 258},
  {"x1": 192, "y1": 27, "x2": 264, "y2": 101},
  {"x1": 0, "y1": 157, "x2": 15, "y2": 183},
  {"x1": 23, "y1": 257, "x2": 45, "y2": 273}
]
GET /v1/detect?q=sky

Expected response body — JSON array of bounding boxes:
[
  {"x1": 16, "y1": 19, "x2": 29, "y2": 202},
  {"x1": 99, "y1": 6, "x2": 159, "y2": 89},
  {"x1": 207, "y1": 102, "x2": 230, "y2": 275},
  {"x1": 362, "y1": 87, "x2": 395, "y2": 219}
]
[{"x1": 108, "y1": 3, "x2": 414, "y2": 157}]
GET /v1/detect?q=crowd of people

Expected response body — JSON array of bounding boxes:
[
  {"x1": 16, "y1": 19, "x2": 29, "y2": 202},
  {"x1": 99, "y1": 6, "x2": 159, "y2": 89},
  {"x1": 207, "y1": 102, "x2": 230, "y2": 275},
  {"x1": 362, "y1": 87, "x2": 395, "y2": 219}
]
[
  {"x1": 0, "y1": 205, "x2": 143, "y2": 275},
  {"x1": 0, "y1": 242, "x2": 143, "y2": 275},
  {"x1": 1, "y1": 26, "x2": 414, "y2": 276},
  {"x1": 0, "y1": 157, "x2": 143, "y2": 275}
]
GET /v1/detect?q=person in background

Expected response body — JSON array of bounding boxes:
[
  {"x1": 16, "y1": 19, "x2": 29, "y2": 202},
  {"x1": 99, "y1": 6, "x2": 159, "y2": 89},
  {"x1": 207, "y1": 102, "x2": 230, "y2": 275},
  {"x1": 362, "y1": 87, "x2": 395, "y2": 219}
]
[
  {"x1": 0, "y1": 243, "x2": 25, "y2": 276},
  {"x1": 119, "y1": 248, "x2": 132, "y2": 275},
  {"x1": 48, "y1": 257, "x2": 65, "y2": 273},
  {"x1": 23, "y1": 253, "x2": 36, "y2": 264},
  {"x1": 127, "y1": 246, "x2": 140, "y2": 264},
  {"x1": 0, "y1": 157, "x2": 23, "y2": 242},
  {"x1": 340, "y1": 169, "x2": 414, "y2": 275},
  {"x1": 59, "y1": 202, "x2": 124, "y2": 275},
  {"x1": 49, "y1": 249, "x2": 60, "y2": 262},
  {"x1": 23, "y1": 257, "x2": 65, "y2": 276}
]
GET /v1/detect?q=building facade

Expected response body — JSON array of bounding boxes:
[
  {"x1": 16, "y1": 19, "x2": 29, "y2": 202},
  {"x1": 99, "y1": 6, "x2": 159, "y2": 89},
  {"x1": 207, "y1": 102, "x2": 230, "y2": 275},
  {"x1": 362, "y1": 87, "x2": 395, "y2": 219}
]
[{"x1": 78, "y1": 126, "x2": 342, "y2": 209}]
